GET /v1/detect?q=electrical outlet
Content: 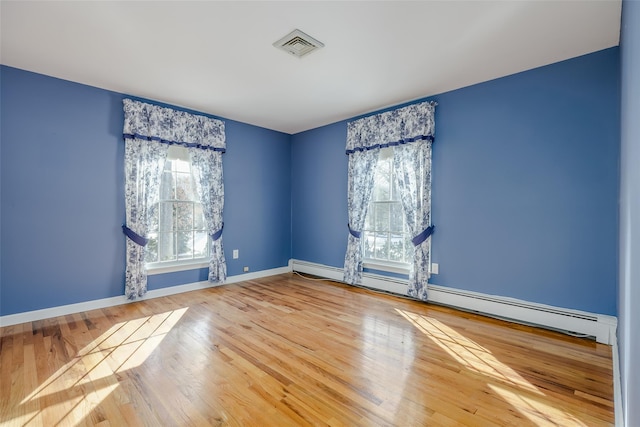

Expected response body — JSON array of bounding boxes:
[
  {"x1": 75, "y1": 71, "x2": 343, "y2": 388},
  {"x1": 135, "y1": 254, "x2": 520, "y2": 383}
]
[
  {"x1": 243, "y1": 266, "x2": 249, "y2": 272},
  {"x1": 232, "y1": 249, "x2": 239, "y2": 259},
  {"x1": 431, "y1": 263, "x2": 439, "y2": 274}
]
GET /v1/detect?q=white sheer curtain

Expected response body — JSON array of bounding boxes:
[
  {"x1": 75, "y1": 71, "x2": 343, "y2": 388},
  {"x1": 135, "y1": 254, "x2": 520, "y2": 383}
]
[
  {"x1": 122, "y1": 99, "x2": 226, "y2": 299},
  {"x1": 343, "y1": 101, "x2": 436, "y2": 299}
]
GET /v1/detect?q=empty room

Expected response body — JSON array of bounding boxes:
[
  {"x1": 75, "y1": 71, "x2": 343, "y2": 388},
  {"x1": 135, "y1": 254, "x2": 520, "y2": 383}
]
[{"x1": 1, "y1": 1, "x2": 639, "y2": 426}]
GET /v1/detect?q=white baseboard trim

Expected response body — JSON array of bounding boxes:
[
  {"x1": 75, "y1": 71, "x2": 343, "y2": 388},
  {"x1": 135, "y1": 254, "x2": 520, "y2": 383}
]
[
  {"x1": 0, "y1": 294, "x2": 132, "y2": 329},
  {"x1": 226, "y1": 265, "x2": 292, "y2": 284},
  {"x1": 0, "y1": 265, "x2": 293, "y2": 328},
  {"x1": 290, "y1": 259, "x2": 618, "y2": 345}
]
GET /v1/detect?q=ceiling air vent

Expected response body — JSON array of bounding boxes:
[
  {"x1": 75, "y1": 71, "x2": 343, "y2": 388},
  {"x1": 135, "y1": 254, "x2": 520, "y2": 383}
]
[{"x1": 273, "y1": 29, "x2": 324, "y2": 58}]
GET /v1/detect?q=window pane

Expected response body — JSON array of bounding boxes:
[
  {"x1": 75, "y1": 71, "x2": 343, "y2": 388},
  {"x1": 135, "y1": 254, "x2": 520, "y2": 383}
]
[
  {"x1": 364, "y1": 203, "x2": 373, "y2": 230},
  {"x1": 148, "y1": 203, "x2": 159, "y2": 231},
  {"x1": 363, "y1": 231, "x2": 375, "y2": 259},
  {"x1": 379, "y1": 156, "x2": 391, "y2": 175},
  {"x1": 390, "y1": 203, "x2": 404, "y2": 232},
  {"x1": 159, "y1": 202, "x2": 174, "y2": 232},
  {"x1": 146, "y1": 232, "x2": 158, "y2": 263},
  {"x1": 174, "y1": 158, "x2": 190, "y2": 174},
  {"x1": 194, "y1": 231, "x2": 209, "y2": 258},
  {"x1": 391, "y1": 171, "x2": 401, "y2": 201},
  {"x1": 175, "y1": 202, "x2": 193, "y2": 231},
  {"x1": 361, "y1": 146, "x2": 420, "y2": 265},
  {"x1": 177, "y1": 231, "x2": 194, "y2": 259},
  {"x1": 160, "y1": 171, "x2": 174, "y2": 200},
  {"x1": 373, "y1": 165, "x2": 390, "y2": 201},
  {"x1": 169, "y1": 145, "x2": 190, "y2": 163},
  {"x1": 176, "y1": 173, "x2": 194, "y2": 201},
  {"x1": 374, "y1": 203, "x2": 389, "y2": 231},
  {"x1": 163, "y1": 158, "x2": 173, "y2": 172},
  {"x1": 389, "y1": 233, "x2": 404, "y2": 262},
  {"x1": 159, "y1": 232, "x2": 176, "y2": 261},
  {"x1": 194, "y1": 204, "x2": 205, "y2": 230},
  {"x1": 149, "y1": 145, "x2": 212, "y2": 266},
  {"x1": 404, "y1": 236, "x2": 414, "y2": 262},
  {"x1": 374, "y1": 233, "x2": 389, "y2": 259}
]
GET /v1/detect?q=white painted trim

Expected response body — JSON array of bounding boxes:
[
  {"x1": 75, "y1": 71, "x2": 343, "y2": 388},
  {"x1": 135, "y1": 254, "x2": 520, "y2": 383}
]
[
  {"x1": 290, "y1": 259, "x2": 618, "y2": 345},
  {"x1": 292, "y1": 260, "x2": 343, "y2": 281},
  {"x1": 0, "y1": 265, "x2": 293, "y2": 327},
  {"x1": 612, "y1": 334, "x2": 624, "y2": 427},
  {"x1": 146, "y1": 260, "x2": 209, "y2": 275},
  {"x1": 226, "y1": 265, "x2": 292, "y2": 284},
  {"x1": 427, "y1": 283, "x2": 618, "y2": 345},
  {"x1": 144, "y1": 280, "x2": 216, "y2": 299},
  {"x1": 0, "y1": 295, "x2": 131, "y2": 328},
  {"x1": 363, "y1": 260, "x2": 410, "y2": 275}
]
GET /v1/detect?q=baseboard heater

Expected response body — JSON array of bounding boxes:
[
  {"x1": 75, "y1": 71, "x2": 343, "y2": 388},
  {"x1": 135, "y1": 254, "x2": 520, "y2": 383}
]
[{"x1": 291, "y1": 259, "x2": 617, "y2": 345}]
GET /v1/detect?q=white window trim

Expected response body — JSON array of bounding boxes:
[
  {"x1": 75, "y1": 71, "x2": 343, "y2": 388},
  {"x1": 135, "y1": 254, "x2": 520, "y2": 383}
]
[
  {"x1": 363, "y1": 146, "x2": 413, "y2": 268},
  {"x1": 364, "y1": 238, "x2": 433, "y2": 275},
  {"x1": 363, "y1": 259, "x2": 410, "y2": 275},
  {"x1": 146, "y1": 145, "x2": 211, "y2": 272},
  {"x1": 146, "y1": 259, "x2": 209, "y2": 275}
]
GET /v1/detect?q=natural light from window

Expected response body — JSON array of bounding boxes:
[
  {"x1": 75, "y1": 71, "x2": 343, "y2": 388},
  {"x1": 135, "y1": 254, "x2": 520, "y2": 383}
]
[
  {"x1": 12, "y1": 308, "x2": 187, "y2": 426},
  {"x1": 394, "y1": 308, "x2": 589, "y2": 426},
  {"x1": 146, "y1": 145, "x2": 209, "y2": 269},
  {"x1": 363, "y1": 147, "x2": 412, "y2": 270},
  {"x1": 360, "y1": 314, "x2": 414, "y2": 415}
]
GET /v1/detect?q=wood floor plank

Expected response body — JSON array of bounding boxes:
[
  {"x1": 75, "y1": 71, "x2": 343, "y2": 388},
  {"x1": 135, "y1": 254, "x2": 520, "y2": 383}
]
[{"x1": 0, "y1": 273, "x2": 614, "y2": 426}]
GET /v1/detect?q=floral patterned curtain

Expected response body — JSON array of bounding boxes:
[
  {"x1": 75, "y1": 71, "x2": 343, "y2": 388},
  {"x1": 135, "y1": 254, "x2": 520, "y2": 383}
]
[
  {"x1": 189, "y1": 148, "x2": 226, "y2": 282},
  {"x1": 123, "y1": 138, "x2": 168, "y2": 299},
  {"x1": 343, "y1": 149, "x2": 379, "y2": 284},
  {"x1": 344, "y1": 101, "x2": 436, "y2": 298},
  {"x1": 122, "y1": 99, "x2": 226, "y2": 299},
  {"x1": 394, "y1": 139, "x2": 433, "y2": 301}
]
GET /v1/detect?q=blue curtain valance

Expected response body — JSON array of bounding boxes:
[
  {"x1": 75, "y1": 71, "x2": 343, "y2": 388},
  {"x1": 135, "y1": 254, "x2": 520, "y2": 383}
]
[
  {"x1": 123, "y1": 99, "x2": 226, "y2": 152},
  {"x1": 346, "y1": 101, "x2": 436, "y2": 154}
]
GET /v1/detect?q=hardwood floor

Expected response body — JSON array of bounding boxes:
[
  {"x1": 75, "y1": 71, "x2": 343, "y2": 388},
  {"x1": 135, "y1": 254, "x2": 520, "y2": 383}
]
[{"x1": 0, "y1": 273, "x2": 614, "y2": 426}]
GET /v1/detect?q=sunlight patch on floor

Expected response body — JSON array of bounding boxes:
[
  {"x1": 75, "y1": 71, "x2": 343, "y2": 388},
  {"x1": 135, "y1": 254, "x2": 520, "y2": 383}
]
[
  {"x1": 360, "y1": 314, "x2": 415, "y2": 415},
  {"x1": 395, "y1": 308, "x2": 540, "y2": 393},
  {"x1": 488, "y1": 383, "x2": 587, "y2": 426},
  {"x1": 394, "y1": 308, "x2": 598, "y2": 425},
  {"x1": 12, "y1": 308, "x2": 187, "y2": 426}
]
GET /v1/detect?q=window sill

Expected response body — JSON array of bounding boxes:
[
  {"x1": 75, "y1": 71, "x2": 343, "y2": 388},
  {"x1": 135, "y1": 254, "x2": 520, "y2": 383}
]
[
  {"x1": 362, "y1": 260, "x2": 410, "y2": 275},
  {"x1": 146, "y1": 260, "x2": 209, "y2": 275}
]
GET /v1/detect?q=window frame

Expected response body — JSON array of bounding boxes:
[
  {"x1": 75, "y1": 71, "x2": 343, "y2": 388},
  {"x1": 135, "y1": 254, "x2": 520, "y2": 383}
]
[
  {"x1": 145, "y1": 145, "x2": 210, "y2": 274},
  {"x1": 362, "y1": 146, "x2": 412, "y2": 274}
]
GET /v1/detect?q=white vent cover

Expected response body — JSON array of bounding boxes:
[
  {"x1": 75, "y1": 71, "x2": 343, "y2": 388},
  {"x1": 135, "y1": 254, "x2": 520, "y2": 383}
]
[{"x1": 273, "y1": 29, "x2": 324, "y2": 58}]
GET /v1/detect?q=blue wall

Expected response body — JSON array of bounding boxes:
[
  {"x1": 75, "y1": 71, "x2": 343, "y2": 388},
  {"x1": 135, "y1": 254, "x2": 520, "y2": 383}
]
[
  {"x1": 291, "y1": 122, "x2": 348, "y2": 268},
  {"x1": 223, "y1": 119, "x2": 291, "y2": 275},
  {"x1": 1, "y1": 68, "x2": 125, "y2": 315},
  {"x1": 292, "y1": 48, "x2": 620, "y2": 316},
  {"x1": 0, "y1": 47, "x2": 621, "y2": 320},
  {"x1": 0, "y1": 66, "x2": 291, "y2": 316},
  {"x1": 619, "y1": 0, "x2": 640, "y2": 424}
]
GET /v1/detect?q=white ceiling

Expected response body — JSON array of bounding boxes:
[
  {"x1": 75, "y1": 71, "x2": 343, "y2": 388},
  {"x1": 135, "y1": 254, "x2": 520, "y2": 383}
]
[{"x1": 1, "y1": 1, "x2": 621, "y2": 134}]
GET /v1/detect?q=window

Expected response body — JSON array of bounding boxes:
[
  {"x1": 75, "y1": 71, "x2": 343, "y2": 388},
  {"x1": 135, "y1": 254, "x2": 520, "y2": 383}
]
[
  {"x1": 146, "y1": 145, "x2": 209, "y2": 270},
  {"x1": 362, "y1": 147, "x2": 413, "y2": 271}
]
